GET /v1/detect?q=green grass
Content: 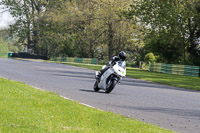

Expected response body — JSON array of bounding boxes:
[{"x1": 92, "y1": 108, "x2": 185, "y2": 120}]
[
  {"x1": 127, "y1": 68, "x2": 200, "y2": 90},
  {"x1": 0, "y1": 78, "x2": 174, "y2": 133},
  {"x1": 60, "y1": 62, "x2": 200, "y2": 91},
  {"x1": 0, "y1": 53, "x2": 8, "y2": 58}
]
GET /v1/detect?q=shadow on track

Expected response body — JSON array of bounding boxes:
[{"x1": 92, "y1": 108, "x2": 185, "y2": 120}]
[
  {"x1": 121, "y1": 78, "x2": 199, "y2": 92},
  {"x1": 41, "y1": 69, "x2": 198, "y2": 93},
  {"x1": 114, "y1": 105, "x2": 200, "y2": 118},
  {"x1": 79, "y1": 89, "x2": 106, "y2": 94}
]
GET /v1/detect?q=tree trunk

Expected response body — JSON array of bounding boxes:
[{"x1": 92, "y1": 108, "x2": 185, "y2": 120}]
[
  {"x1": 31, "y1": 0, "x2": 40, "y2": 54},
  {"x1": 108, "y1": 23, "x2": 114, "y2": 60},
  {"x1": 187, "y1": 18, "x2": 197, "y2": 56},
  {"x1": 26, "y1": 23, "x2": 31, "y2": 50},
  {"x1": 24, "y1": 0, "x2": 31, "y2": 50}
]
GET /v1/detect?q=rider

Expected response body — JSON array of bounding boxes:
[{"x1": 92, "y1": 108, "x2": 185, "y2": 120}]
[{"x1": 96, "y1": 51, "x2": 126, "y2": 80}]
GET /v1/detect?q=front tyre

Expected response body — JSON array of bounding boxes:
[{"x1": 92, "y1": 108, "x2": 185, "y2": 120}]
[
  {"x1": 105, "y1": 80, "x2": 118, "y2": 93},
  {"x1": 94, "y1": 81, "x2": 100, "y2": 92}
]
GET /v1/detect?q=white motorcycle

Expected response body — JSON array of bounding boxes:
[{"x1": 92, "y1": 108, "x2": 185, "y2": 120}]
[{"x1": 94, "y1": 61, "x2": 126, "y2": 93}]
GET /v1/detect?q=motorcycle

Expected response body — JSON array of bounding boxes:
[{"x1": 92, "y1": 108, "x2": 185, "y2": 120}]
[{"x1": 94, "y1": 61, "x2": 126, "y2": 93}]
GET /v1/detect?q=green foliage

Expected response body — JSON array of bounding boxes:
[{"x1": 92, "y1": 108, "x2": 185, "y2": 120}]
[
  {"x1": 0, "y1": 30, "x2": 9, "y2": 55},
  {"x1": 4, "y1": 0, "x2": 200, "y2": 66},
  {"x1": 43, "y1": 0, "x2": 136, "y2": 59},
  {"x1": 1, "y1": 0, "x2": 47, "y2": 54},
  {"x1": 126, "y1": 0, "x2": 200, "y2": 65},
  {"x1": 144, "y1": 32, "x2": 184, "y2": 64},
  {"x1": 144, "y1": 53, "x2": 156, "y2": 63},
  {"x1": 0, "y1": 29, "x2": 23, "y2": 55},
  {"x1": 2, "y1": 0, "x2": 143, "y2": 60},
  {"x1": 0, "y1": 40, "x2": 8, "y2": 54}
]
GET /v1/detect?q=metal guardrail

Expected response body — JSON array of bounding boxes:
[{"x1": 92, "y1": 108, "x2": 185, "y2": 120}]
[
  {"x1": 8, "y1": 52, "x2": 48, "y2": 60},
  {"x1": 51, "y1": 57, "x2": 98, "y2": 65},
  {"x1": 149, "y1": 63, "x2": 200, "y2": 77}
]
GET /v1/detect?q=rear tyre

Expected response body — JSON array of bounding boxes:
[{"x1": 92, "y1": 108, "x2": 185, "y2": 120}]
[
  {"x1": 94, "y1": 81, "x2": 100, "y2": 92},
  {"x1": 105, "y1": 80, "x2": 117, "y2": 93}
]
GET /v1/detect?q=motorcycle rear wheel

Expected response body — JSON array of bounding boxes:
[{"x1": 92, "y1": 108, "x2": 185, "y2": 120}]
[{"x1": 105, "y1": 80, "x2": 117, "y2": 93}]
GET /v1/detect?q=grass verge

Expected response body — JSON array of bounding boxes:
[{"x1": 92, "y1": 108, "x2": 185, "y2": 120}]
[
  {"x1": 0, "y1": 77, "x2": 173, "y2": 133},
  {"x1": 60, "y1": 62, "x2": 200, "y2": 91},
  {"x1": 0, "y1": 54, "x2": 8, "y2": 58}
]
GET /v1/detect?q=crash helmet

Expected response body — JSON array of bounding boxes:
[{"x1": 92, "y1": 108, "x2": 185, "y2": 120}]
[{"x1": 119, "y1": 51, "x2": 126, "y2": 61}]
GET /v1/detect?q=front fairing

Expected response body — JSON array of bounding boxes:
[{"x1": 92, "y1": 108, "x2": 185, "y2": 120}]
[{"x1": 112, "y1": 61, "x2": 126, "y2": 77}]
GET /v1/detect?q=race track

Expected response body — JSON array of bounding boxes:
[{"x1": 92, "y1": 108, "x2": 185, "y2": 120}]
[{"x1": 0, "y1": 58, "x2": 200, "y2": 133}]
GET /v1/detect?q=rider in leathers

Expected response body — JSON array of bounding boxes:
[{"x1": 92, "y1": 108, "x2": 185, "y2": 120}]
[{"x1": 96, "y1": 51, "x2": 126, "y2": 81}]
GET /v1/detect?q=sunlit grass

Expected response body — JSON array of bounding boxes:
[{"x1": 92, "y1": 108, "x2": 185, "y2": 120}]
[
  {"x1": 0, "y1": 77, "x2": 174, "y2": 133},
  {"x1": 127, "y1": 68, "x2": 200, "y2": 90},
  {"x1": 0, "y1": 54, "x2": 7, "y2": 58}
]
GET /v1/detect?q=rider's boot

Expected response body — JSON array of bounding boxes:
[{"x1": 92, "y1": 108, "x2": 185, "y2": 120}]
[{"x1": 95, "y1": 72, "x2": 101, "y2": 82}]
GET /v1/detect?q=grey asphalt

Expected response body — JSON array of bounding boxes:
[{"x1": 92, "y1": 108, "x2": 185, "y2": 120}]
[{"x1": 0, "y1": 58, "x2": 200, "y2": 133}]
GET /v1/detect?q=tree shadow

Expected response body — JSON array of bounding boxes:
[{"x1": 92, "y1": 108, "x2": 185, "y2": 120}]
[
  {"x1": 41, "y1": 69, "x2": 94, "y2": 76},
  {"x1": 52, "y1": 74, "x2": 94, "y2": 80},
  {"x1": 41, "y1": 69, "x2": 199, "y2": 93},
  {"x1": 114, "y1": 105, "x2": 200, "y2": 118}
]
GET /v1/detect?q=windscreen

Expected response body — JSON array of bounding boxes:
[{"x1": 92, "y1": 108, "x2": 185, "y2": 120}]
[{"x1": 118, "y1": 61, "x2": 126, "y2": 69}]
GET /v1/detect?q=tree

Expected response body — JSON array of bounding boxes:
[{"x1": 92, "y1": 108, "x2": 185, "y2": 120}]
[
  {"x1": 126, "y1": 0, "x2": 200, "y2": 65},
  {"x1": 0, "y1": 29, "x2": 24, "y2": 53},
  {"x1": 1, "y1": 0, "x2": 143, "y2": 61},
  {"x1": 1, "y1": 0, "x2": 47, "y2": 54},
  {"x1": 40, "y1": 0, "x2": 140, "y2": 60}
]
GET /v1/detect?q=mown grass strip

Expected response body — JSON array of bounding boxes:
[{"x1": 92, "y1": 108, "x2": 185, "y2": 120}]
[
  {"x1": 0, "y1": 77, "x2": 173, "y2": 133},
  {"x1": 60, "y1": 62, "x2": 200, "y2": 91}
]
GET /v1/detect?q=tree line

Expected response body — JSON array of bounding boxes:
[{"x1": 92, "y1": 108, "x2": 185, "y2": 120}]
[
  {"x1": 1, "y1": 0, "x2": 200, "y2": 65},
  {"x1": 125, "y1": 0, "x2": 200, "y2": 65}
]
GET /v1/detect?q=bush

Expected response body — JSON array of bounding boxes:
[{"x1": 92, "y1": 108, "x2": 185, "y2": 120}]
[
  {"x1": 144, "y1": 52, "x2": 156, "y2": 63},
  {"x1": 98, "y1": 59, "x2": 109, "y2": 65},
  {"x1": 126, "y1": 61, "x2": 138, "y2": 68}
]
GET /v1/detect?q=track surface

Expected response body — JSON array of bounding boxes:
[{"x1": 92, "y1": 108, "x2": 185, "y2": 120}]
[{"x1": 0, "y1": 58, "x2": 200, "y2": 133}]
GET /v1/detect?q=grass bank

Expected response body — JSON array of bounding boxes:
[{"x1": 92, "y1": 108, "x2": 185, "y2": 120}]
[
  {"x1": 0, "y1": 77, "x2": 173, "y2": 132},
  {"x1": 60, "y1": 62, "x2": 200, "y2": 91}
]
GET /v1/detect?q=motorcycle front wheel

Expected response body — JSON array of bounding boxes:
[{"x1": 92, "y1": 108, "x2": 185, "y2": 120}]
[
  {"x1": 94, "y1": 81, "x2": 100, "y2": 92},
  {"x1": 105, "y1": 80, "x2": 117, "y2": 93}
]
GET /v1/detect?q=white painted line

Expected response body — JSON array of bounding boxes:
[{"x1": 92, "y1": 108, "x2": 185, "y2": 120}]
[
  {"x1": 60, "y1": 96, "x2": 97, "y2": 109},
  {"x1": 32, "y1": 86, "x2": 98, "y2": 109}
]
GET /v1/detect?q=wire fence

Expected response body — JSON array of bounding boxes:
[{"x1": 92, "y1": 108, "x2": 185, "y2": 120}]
[{"x1": 149, "y1": 63, "x2": 200, "y2": 77}]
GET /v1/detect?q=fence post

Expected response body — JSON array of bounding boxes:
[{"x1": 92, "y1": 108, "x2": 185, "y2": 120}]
[
  {"x1": 139, "y1": 61, "x2": 144, "y2": 69},
  {"x1": 199, "y1": 67, "x2": 200, "y2": 77}
]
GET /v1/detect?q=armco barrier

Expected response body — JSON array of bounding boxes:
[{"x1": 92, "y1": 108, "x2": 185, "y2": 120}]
[
  {"x1": 9, "y1": 52, "x2": 48, "y2": 60},
  {"x1": 149, "y1": 63, "x2": 200, "y2": 77},
  {"x1": 52, "y1": 57, "x2": 98, "y2": 65}
]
